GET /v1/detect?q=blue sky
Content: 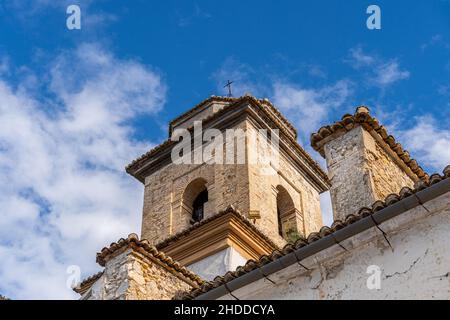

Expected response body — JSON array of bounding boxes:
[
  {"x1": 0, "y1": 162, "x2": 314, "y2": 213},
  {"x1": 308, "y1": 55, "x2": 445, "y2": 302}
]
[{"x1": 0, "y1": 1, "x2": 449, "y2": 299}]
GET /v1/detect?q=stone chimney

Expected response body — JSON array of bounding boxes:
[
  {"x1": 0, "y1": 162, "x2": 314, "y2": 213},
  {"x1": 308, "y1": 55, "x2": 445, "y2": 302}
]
[{"x1": 311, "y1": 106, "x2": 428, "y2": 222}]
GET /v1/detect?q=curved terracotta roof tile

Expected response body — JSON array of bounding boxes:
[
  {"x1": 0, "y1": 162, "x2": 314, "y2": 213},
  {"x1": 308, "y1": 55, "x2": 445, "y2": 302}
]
[
  {"x1": 281, "y1": 243, "x2": 295, "y2": 255},
  {"x1": 443, "y1": 165, "x2": 450, "y2": 177},
  {"x1": 73, "y1": 271, "x2": 104, "y2": 294},
  {"x1": 319, "y1": 226, "x2": 333, "y2": 237},
  {"x1": 371, "y1": 200, "x2": 386, "y2": 212},
  {"x1": 310, "y1": 106, "x2": 428, "y2": 181},
  {"x1": 399, "y1": 186, "x2": 414, "y2": 198},
  {"x1": 385, "y1": 194, "x2": 400, "y2": 206},
  {"x1": 95, "y1": 233, "x2": 204, "y2": 287},
  {"x1": 126, "y1": 95, "x2": 330, "y2": 187},
  {"x1": 169, "y1": 96, "x2": 239, "y2": 129},
  {"x1": 235, "y1": 266, "x2": 247, "y2": 276},
  {"x1": 357, "y1": 207, "x2": 373, "y2": 218},
  {"x1": 156, "y1": 205, "x2": 279, "y2": 250},
  {"x1": 294, "y1": 238, "x2": 309, "y2": 249},
  {"x1": 243, "y1": 260, "x2": 258, "y2": 272},
  {"x1": 179, "y1": 165, "x2": 449, "y2": 300}
]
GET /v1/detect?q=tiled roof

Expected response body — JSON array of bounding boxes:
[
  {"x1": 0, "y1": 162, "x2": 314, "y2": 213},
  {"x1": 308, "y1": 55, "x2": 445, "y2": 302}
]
[
  {"x1": 168, "y1": 95, "x2": 297, "y2": 138},
  {"x1": 125, "y1": 138, "x2": 173, "y2": 176},
  {"x1": 75, "y1": 206, "x2": 278, "y2": 297},
  {"x1": 126, "y1": 95, "x2": 330, "y2": 187},
  {"x1": 310, "y1": 106, "x2": 428, "y2": 180},
  {"x1": 73, "y1": 271, "x2": 104, "y2": 295},
  {"x1": 168, "y1": 96, "x2": 239, "y2": 134},
  {"x1": 96, "y1": 233, "x2": 204, "y2": 286},
  {"x1": 126, "y1": 95, "x2": 298, "y2": 174},
  {"x1": 180, "y1": 165, "x2": 450, "y2": 300},
  {"x1": 156, "y1": 205, "x2": 279, "y2": 250}
]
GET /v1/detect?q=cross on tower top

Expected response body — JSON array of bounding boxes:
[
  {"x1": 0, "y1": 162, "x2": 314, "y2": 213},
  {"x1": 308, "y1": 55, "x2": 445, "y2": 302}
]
[{"x1": 224, "y1": 80, "x2": 234, "y2": 97}]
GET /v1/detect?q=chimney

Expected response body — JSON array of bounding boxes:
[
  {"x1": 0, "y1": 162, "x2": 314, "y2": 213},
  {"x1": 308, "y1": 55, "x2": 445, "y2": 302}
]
[{"x1": 311, "y1": 106, "x2": 428, "y2": 222}]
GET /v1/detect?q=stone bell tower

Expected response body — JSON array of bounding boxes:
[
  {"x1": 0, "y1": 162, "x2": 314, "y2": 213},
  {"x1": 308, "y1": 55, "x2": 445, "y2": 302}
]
[{"x1": 126, "y1": 95, "x2": 330, "y2": 279}]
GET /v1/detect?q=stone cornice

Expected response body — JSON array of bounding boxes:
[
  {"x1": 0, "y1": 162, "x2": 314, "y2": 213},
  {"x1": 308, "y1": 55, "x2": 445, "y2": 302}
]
[
  {"x1": 168, "y1": 96, "x2": 238, "y2": 136},
  {"x1": 167, "y1": 95, "x2": 297, "y2": 139},
  {"x1": 126, "y1": 95, "x2": 330, "y2": 190},
  {"x1": 310, "y1": 106, "x2": 428, "y2": 181},
  {"x1": 156, "y1": 206, "x2": 278, "y2": 265},
  {"x1": 73, "y1": 271, "x2": 103, "y2": 295},
  {"x1": 95, "y1": 233, "x2": 204, "y2": 287}
]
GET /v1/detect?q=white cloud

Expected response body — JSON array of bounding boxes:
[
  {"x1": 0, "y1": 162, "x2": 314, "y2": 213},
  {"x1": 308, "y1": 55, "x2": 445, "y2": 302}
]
[
  {"x1": 211, "y1": 57, "x2": 353, "y2": 168},
  {"x1": 308, "y1": 65, "x2": 327, "y2": 78},
  {"x1": 374, "y1": 61, "x2": 410, "y2": 86},
  {"x1": 210, "y1": 57, "x2": 271, "y2": 98},
  {"x1": 346, "y1": 47, "x2": 410, "y2": 87},
  {"x1": 211, "y1": 57, "x2": 353, "y2": 141},
  {"x1": 271, "y1": 80, "x2": 351, "y2": 225},
  {"x1": 347, "y1": 47, "x2": 375, "y2": 68},
  {"x1": 398, "y1": 116, "x2": 450, "y2": 171},
  {"x1": 420, "y1": 34, "x2": 450, "y2": 51},
  {"x1": 0, "y1": 56, "x2": 10, "y2": 75},
  {"x1": 0, "y1": 44, "x2": 166, "y2": 299},
  {"x1": 272, "y1": 80, "x2": 353, "y2": 139}
]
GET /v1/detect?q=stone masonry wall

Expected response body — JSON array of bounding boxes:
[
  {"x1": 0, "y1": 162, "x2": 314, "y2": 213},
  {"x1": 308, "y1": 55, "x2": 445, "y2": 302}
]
[
  {"x1": 324, "y1": 126, "x2": 415, "y2": 221},
  {"x1": 362, "y1": 129, "x2": 415, "y2": 199},
  {"x1": 82, "y1": 249, "x2": 193, "y2": 300},
  {"x1": 142, "y1": 116, "x2": 324, "y2": 248},
  {"x1": 246, "y1": 123, "x2": 323, "y2": 247},
  {"x1": 141, "y1": 120, "x2": 251, "y2": 244}
]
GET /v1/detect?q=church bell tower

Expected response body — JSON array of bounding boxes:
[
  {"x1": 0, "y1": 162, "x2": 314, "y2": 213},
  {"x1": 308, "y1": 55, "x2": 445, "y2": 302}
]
[{"x1": 126, "y1": 95, "x2": 330, "y2": 280}]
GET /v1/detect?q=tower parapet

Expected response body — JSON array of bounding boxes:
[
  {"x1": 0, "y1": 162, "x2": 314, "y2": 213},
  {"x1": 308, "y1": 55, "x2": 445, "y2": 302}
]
[{"x1": 311, "y1": 106, "x2": 427, "y2": 221}]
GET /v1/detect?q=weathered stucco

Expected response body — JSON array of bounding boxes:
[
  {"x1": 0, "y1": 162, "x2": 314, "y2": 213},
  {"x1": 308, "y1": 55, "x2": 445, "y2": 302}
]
[
  {"x1": 216, "y1": 192, "x2": 450, "y2": 300},
  {"x1": 81, "y1": 249, "x2": 193, "y2": 300},
  {"x1": 187, "y1": 247, "x2": 248, "y2": 281},
  {"x1": 324, "y1": 126, "x2": 416, "y2": 221}
]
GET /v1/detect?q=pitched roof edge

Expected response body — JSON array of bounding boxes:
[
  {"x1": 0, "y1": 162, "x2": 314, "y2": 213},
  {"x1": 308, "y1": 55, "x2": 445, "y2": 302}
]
[
  {"x1": 73, "y1": 271, "x2": 104, "y2": 295},
  {"x1": 126, "y1": 95, "x2": 329, "y2": 187},
  {"x1": 167, "y1": 95, "x2": 298, "y2": 139},
  {"x1": 96, "y1": 233, "x2": 204, "y2": 287},
  {"x1": 181, "y1": 164, "x2": 450, "y2": 300},
  {"x1": 168, "y1": 96, "x2": 238, "y2": 135},
  {"x1": 310, "y1": 106, "x2": 428, "y2": 181},
  {"x1": 156, "y1": 205, "x2": 279, "y2": 251}
]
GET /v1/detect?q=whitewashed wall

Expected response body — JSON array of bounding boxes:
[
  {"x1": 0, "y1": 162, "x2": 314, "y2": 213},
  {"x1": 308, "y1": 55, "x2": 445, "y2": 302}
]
[
  {"x1": 217, "y1": 192, "x2": 450, "y2": 300},
  {"x1": 188, "y1": 247, "x2": 248, "y2": 281}
]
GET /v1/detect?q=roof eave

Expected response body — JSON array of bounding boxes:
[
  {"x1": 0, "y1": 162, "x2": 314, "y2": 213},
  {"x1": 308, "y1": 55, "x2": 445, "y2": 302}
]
[{"x1": 185, "y1": 166, "x2": 450, "y2": 300}]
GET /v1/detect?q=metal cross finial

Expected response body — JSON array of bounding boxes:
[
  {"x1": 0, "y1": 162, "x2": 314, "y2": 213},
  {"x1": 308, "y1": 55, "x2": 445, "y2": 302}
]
[{"x1": 224, "y1": 80, "x2": 234, "y2": 97}]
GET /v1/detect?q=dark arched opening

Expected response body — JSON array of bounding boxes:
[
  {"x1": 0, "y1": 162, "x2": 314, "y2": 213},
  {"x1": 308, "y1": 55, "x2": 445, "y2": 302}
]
[
  {"x1": 181, "y1": 178, "x2": 209, "y2": 225},
  {"x1": 276, "y1": 185, "x2": 298, "y2": 240},
  {"x1": 192, "y1": 188, "x2": 208, "y2": 223}
]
